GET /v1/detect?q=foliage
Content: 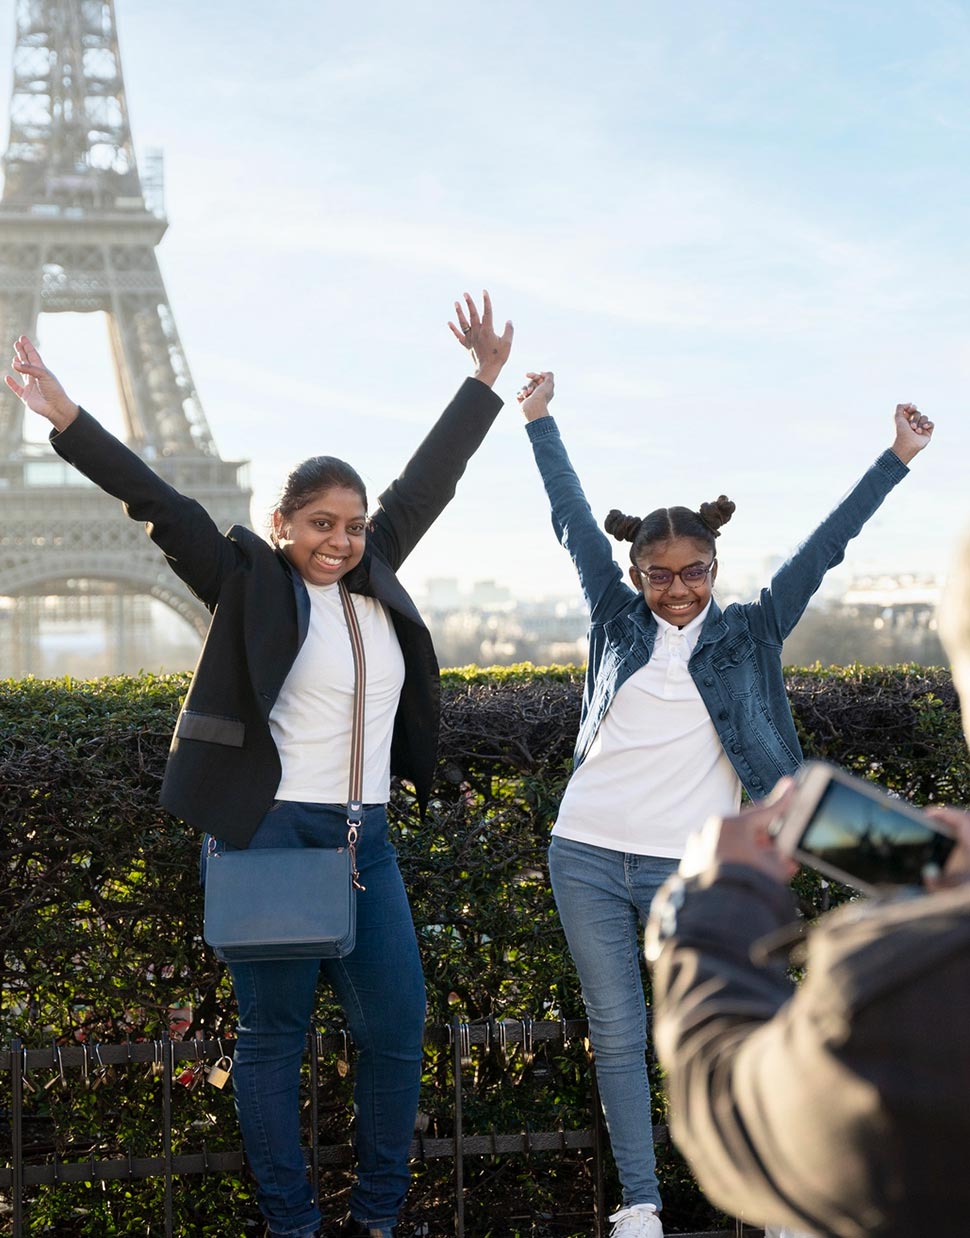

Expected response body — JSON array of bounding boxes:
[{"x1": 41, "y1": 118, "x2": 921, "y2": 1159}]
[{"x1": 2, "y1": 663, "x2": 967, "y2": 1235}]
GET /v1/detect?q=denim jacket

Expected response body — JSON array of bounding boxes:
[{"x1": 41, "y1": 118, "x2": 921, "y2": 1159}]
[{"x1": 526, "y1": 416, "x2": 909, "y2": 798}]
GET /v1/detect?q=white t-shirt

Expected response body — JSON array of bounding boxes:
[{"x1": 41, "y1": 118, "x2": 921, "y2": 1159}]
[
  {"x1": 269, "y1": 582, "x2": 406, "y2": 804},
  {"x1": 552, "y1": 602, "x2": 741, "y2": 857}
]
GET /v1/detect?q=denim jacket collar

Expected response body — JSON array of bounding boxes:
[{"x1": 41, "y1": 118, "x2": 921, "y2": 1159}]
[{"x1": 693, "y1": 597, "x2": 730, "y2": 655}]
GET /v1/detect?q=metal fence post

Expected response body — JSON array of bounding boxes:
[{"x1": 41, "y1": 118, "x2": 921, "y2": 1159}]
[
  {"x1": 589, "y1": 1046, "x2": 606, "y2": 1238},
  {"x1": 451, "y1": 1017, "x2": 465, "y2": 1238},
  {"x1": 11, "y1": 1038, "x2": 25, "y2": 1238},
  {"x1": 162, "y1": 1034, "x2": 174, "y2": 1238},
  {"x1": 309, "y1": 1032, "x2": 321, "y2": 1202}
]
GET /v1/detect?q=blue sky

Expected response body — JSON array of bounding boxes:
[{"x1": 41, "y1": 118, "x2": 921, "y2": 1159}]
[{"x1": 2, "y1": 0, "x2": 968, "y2": 601}]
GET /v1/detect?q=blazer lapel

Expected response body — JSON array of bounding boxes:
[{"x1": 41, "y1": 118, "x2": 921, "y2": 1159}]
[
  {"x1": 240, "y1": 545, "x2": 305, "y2": 719},
  {"x1": 292, "y1": 570, "x2": 311, "y2": 646},
  {"x1": 365, "y1": 552, "x2": 426, "y2": 627}
]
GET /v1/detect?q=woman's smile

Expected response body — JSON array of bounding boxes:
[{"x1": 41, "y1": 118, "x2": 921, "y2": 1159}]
[{"x1": 272, "y1": 485, "x2": 368, "y2": 585}]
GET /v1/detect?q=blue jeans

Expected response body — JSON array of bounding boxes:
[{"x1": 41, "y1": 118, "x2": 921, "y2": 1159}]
[
  {"x1": 548, "y1": 835, "x2": 679, "y2": 1211},
  {"x1": 209, "y1": 802, "x2": 426, "y2": 1238}
]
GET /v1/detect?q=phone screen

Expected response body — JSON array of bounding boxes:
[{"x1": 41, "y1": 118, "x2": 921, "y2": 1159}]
[{"x1": 797, "y1": 780, "x2": 956, "y2": 888}]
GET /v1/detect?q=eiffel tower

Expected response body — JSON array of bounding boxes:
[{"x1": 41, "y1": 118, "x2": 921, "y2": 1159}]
[{"x1": 0, "y1": 0, "x2": 250, "y2": 676}]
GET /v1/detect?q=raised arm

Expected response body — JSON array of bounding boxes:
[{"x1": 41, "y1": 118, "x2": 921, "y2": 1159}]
[
  {"x1": 5, "y1": 336, "x2": 241, "y2": 608},
  {"x1": 368, "y1": 291, "x2": 511, "y2": 569},
  {"x1": 752, "y1": 403, "x2": 935, "y2": 645},
  {"x1": 518, "y1": 371, "x2": 632, "y2": 623},
  {"x1": 6, "y1": 335, "x2": 79, "y2": 430}
]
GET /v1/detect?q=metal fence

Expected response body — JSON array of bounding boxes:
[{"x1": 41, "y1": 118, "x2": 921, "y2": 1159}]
[
  {"x1": 1, "y1": 1020, "x2": 754, "y2": 1238},
  {"x1": 2, "y1": 1018, "x2": 600, "y2": 1238}
]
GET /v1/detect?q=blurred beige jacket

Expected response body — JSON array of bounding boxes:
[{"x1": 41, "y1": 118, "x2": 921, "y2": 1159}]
[{"x1": 649, "y1": 864, "x2": 970, "y2": 1237}]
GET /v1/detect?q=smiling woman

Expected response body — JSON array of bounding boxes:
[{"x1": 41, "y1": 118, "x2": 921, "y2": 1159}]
[
  {"x1": 271, "y1": 455, "x2": 370, "y2": 586},
  {"x1": 274, "y1": 488, "x2": 369, "y2": 584},
  {"x1": 4, "y1": 290, "x2": 513, "y2": 1238}
]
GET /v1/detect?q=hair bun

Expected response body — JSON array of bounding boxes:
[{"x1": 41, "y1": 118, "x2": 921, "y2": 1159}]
[
  {"x1": 697, "y1": 494, "x2": 735, "y2": 537},
  {"x1": 604, "y1": 508, "x2": 643, "y2": 543}
]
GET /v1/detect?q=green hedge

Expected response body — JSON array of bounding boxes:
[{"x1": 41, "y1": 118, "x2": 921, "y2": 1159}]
[{"x1": 1, "y1": 664, "x2": 967, "y2": 1235}]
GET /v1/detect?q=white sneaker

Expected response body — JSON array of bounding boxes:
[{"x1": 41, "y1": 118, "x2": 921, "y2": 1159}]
[{"x1": 608, "y1": 1203, "x2": 664, "y2": 1238}]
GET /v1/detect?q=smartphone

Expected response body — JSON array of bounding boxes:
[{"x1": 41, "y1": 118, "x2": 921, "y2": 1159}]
[{"x1": 771, "y1": 760, "x2": 956, "y2": 895}]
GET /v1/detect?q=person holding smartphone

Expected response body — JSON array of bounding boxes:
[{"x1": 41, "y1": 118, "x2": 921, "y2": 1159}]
[
  {"x1": 6, "y1": 292, "x2": 512, "y2": 1238},
  {"x1": 647, "y1": 755, "x2": 970, "y2": 1235},
  {"x1": 517, "y1": 370, "x2": 933, "y2": 1238}
]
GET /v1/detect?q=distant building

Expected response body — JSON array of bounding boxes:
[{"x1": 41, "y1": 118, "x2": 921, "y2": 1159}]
[
  {"x1": 782, "y1": 573, "x2": 946, "y2": 667},
  {"x1": 468, "y1": 579, "x2": 512, "y2": 608},
  {"x1": 418, "y1": 581, "x2": 588, "y2": 668},
  {"x1": 841, "y1": 573, "x2": 942, "y2": 614},
  {"x1": 425, "y1": 577, "x2": 463, "y2": 610}
]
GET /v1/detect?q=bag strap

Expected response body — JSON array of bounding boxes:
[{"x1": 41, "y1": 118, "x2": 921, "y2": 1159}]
[{"x1": 338, "y1": 579, "x2": 366, "y2": 890}]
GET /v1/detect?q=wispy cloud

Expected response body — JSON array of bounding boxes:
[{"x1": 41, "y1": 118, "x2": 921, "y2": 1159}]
[{"x1": 174, "y1": 178, "x2": 921, "y2": 342}]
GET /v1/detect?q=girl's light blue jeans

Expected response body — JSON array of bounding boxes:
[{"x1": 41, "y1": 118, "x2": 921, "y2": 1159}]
[
  {"x1": 211, "y1": 801, "x2": 426, "y2": 1238},
  {"x1": 548, "y1": 834, "x2": 679, "y2": 1212}
]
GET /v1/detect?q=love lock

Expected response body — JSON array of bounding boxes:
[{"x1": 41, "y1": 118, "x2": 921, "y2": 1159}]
[
  {"x1": 206, "y1": 1055, "x2": 233, "y2": 1090},
  {"x1": 175, "y1": 1064, "x2": 199, "y2": 1089}
]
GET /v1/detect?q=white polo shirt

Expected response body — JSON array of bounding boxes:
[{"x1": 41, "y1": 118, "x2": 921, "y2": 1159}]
[{"x1": 552, "y1": 602, "x2": 741, "y2": 857}]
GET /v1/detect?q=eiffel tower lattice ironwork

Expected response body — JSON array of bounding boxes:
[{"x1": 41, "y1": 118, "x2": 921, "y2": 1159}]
[{"x1": 0, "y1": 0, "x2": 250, "y2": 675}]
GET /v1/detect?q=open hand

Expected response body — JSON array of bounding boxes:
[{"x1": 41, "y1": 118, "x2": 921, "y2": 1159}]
[
  {"x1": 448, "y1": 290, "x2": 513, "y2": 389},
  {"x1": 516, "y1": 370, "x2": 555, "y2": 421},
  {"x1": 5, "y1": 336, "x2": 78, "y2": 430},
  {"x1": 891, "y1": 403, "x2": 934, "y2": 465}
]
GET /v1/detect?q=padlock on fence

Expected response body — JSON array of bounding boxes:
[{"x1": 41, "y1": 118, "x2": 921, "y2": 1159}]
[{"x1": 206, "y1": 1055, "x2": 233, "y2": 1089}]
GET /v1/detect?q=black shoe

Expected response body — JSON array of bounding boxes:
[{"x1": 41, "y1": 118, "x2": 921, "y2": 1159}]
[{"x1": 339, "y1": 1214, "x2": 397, "y2": 1238}]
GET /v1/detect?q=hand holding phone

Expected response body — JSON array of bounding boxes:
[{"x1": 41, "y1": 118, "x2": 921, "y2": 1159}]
[
  {"x1": 679, "y1": 790, "x2": 799, "y2": 884},
  {"x1": 923, "y1": 804, "x2": 970, "y2": 889},
  {"x1": 771, "y1": 762, "x2": 956, "y2": 896}
]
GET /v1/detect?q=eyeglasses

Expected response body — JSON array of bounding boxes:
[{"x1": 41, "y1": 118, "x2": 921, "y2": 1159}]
[{"x1": 634, "y1": 560, "x2": 716, "y2": 589}]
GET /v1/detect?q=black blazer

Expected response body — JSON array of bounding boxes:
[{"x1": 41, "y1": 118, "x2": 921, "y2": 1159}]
[{"x1": 52, "y1": 378, "x2": 503, "y2": 846}]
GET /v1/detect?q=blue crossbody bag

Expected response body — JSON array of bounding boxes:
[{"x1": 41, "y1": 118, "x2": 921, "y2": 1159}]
[{"x1": 203, "y1": 580, "x2": 366, "y2": 962}]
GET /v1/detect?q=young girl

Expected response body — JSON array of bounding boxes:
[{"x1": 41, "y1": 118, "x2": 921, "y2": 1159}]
[
  {"x1": 518, "y1": 370, "x2": 933, "y2": 1238},
  {"x1": 6, "y1": 292, "x2": 512, "y2": 1238}
]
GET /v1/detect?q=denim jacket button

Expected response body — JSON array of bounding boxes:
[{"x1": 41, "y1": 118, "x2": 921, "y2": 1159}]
[
  {"x1": 718, "y1": 710, "x2": 728, "y2": 721},
  {"x1": 704, "y1": 677, "x2": 714, "y2": 687},
  {"x1": 731, "y1": 743, "x2": 741, "y2": 753}
]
